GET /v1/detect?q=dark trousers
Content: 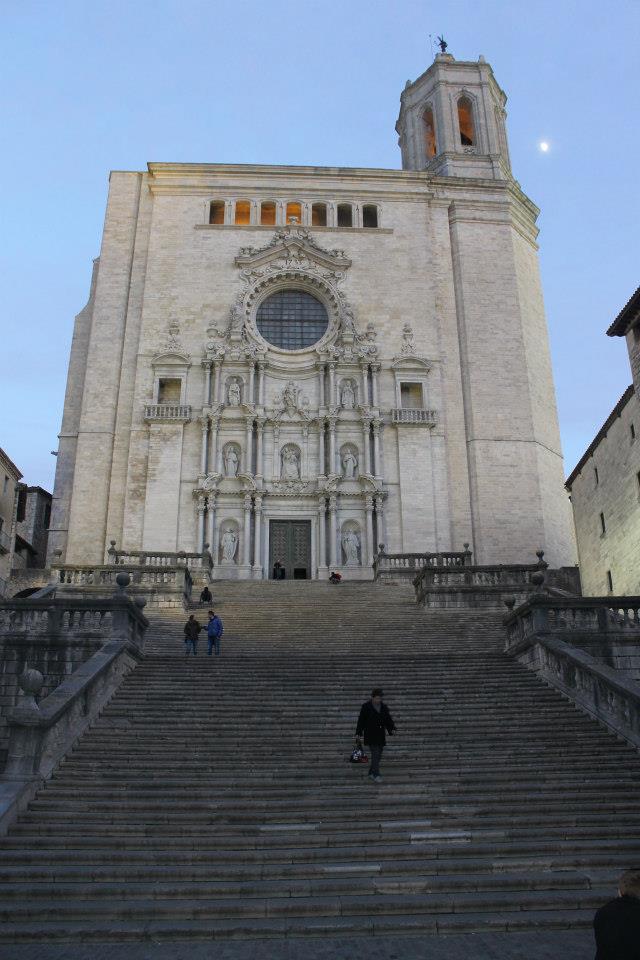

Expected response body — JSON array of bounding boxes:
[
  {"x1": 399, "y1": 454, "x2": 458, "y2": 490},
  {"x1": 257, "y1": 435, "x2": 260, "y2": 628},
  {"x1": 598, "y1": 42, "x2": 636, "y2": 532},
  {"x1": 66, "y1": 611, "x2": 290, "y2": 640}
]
[
  {"x1": 207, "y1": 636, "x2": 221, "y2": 656},
  {"x1": 185, "y1": 639, "x2": 197, "y2": 656},
  {"x1": 368, "y1": 744, "x2": 384, "y2": 776}
]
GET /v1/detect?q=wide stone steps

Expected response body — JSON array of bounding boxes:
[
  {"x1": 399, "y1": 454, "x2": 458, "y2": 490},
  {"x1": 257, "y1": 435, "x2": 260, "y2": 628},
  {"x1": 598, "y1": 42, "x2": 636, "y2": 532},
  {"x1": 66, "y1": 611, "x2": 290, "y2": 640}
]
[{"x1": 0, "y1": 583, "x2": 638, "y2": 944}]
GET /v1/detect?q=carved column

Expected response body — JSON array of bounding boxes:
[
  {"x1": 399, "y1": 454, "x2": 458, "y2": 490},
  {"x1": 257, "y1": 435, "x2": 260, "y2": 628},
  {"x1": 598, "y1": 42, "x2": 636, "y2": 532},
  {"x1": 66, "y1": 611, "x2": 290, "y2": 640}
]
[
  {"x1": 318, "y1": 418, "x2": 326, "y2": 475},
  {"x1": 363, "y1": 418, "x2": 372, "y2": 474},
  {"x1": 375, "y1": 495, "x2": 386, "y2": 551},
  {"x1": 253, "y1": 494, "x2": 263, "y2": 573},
  {"x1": 371, "y1": 363, "x2": 380, "y2": 408},
  {"x1": 248, "y1": 362, "x2": 256, "y2": 405},
  {"x1": 317, "y1": 363, "x2": 326, "y2": 407},
  {"x1": 245, "y1": 418, "x2": 254, "y2": 473},
  {"x1": 256, "y1": 417, "x2": 265, "y2": 479},
  {"x1": 196, "y1": 495, "x2": 206, "y2": 553},
  {"x1": 302, "y1": 425, "x2": 309, "y2": 479},
  {"x1": 372, "y1": 421, "x2": 381, "y2": 477},
  {"x1": 329, "y1": 495, "x2": 338, "y2": 566},
  {"x1": 202, "y1": 360, "x2": 212, "y2": 406},
  {"x1": 365, "y1": 495, "x2": 375, "y2": 568},
  {"x1": 206, "y1": 494, "x2": 217, "y2": 561},
  {"x1": 258, "y1": 361, "x2": 266, "y2": 406},
  {"x1": 199, "y1": 416, "x2": 209, "y2": 475},
  {"x1": 243, "y1": 495, "x2": 252, "y2": 566},
  {"x1": 212, "y1": 417, "x2": 222, "y2": 474},
  {"x1": 328, "y1": 418, "x2": 337, "y2": 475},
  {"x1": 214, "y1": 359, "x2": 223, "y2": 404},
  {"x1": 318, "y1": 497, "x2": 327, "y2": 569},
  {"x1": 360, "y1": 363, "x2": 369, "y2": 405},
  {"x1": 328, "y1": 362, "x2": 337, "y2": 408},
  {"x1": 272, "y1": 426, "x2": 280, "y2": 481}
]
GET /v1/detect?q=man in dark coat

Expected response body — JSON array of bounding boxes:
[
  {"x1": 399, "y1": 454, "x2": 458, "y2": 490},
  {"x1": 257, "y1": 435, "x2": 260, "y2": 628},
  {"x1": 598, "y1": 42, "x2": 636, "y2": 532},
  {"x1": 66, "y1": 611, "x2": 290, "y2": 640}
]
[
  {"x1": 594, "y1": 868, "x2": 640, "y2": 959},
  {"x1": 355, "y1": 687, "x2": 396, "y2": 783},
  {"x1": 183, "y1": 615, "x2": 201, "y2": 656}
]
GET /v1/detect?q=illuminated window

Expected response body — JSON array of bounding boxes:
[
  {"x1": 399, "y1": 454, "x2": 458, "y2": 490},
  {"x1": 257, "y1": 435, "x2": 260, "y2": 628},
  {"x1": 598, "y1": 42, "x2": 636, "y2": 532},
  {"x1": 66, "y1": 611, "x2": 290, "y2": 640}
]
[
  {"x1": 235, "y1": 200, "x2": 251, "y2": 225},
  {"x1": 256, "y1": 290, "x2": 328, "y2": 350},
  {"x1": 311, "y1": 203, "x2": 327, "y2": 226},
  {"x1": 400, "y1": 383, "x2": 423, "y2": 409},
  {"x1": 458, "y1": 97, "x2": 475, "y2": 146},
  {"x1": 158, "y1": 378, "x2": 182, "y2": 403},
  {"x1": 260, "y1": 202, "x2": 276, "y2": 225},
  {"x1": 209, "y1": 201, "x2": 225, "y2": 224},
  {"x1": 286, "y1": 202, "x2": 302, "y2": 224},
  {"x1": 337, "y1": 203, "x2": 353, "y2": 227},
  {"x1": 362, "y1": 205, "x2": 378, "y2": 228},
  {"x1": 423, "y1": 105, "x2": 437, "y2": 158}
]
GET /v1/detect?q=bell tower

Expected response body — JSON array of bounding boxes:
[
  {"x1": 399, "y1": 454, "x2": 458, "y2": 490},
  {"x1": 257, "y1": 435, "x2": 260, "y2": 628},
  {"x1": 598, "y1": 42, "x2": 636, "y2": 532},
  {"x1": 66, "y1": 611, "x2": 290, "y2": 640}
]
[{"x1": 396, "y1": 51, "x2": 511, "y2": 179}]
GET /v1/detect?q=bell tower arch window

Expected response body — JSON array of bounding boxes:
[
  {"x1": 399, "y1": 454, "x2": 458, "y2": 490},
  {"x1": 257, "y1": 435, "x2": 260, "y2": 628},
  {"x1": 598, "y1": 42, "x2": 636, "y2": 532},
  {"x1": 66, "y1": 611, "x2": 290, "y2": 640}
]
[
  {"x1": 423, "y1": 105, "x2": 437, "y2": 158},
  {"x1": 457, "y1": 96, "x2": 475, "y2": 147}
]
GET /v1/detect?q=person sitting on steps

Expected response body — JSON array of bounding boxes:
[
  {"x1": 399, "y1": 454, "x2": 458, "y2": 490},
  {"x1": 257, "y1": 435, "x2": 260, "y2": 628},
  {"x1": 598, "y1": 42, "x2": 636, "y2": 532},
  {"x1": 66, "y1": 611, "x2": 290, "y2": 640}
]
[
  {"x1": 329, "y1": 571, "x2": 342, "y2": 584},
  {"x1": 199, "y1": 585, "x2": 212, "y2": 606}
]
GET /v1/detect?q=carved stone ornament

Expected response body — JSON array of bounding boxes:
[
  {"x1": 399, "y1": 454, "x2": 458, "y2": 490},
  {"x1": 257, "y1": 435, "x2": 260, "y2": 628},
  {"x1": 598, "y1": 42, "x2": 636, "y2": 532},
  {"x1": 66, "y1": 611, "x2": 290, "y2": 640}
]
[
  {"x1": 271, "y1": 478, "x2": 312, "y2": 496},
  {"x1": 271, "y1": 381, "x2": 311, "y2": 422}
]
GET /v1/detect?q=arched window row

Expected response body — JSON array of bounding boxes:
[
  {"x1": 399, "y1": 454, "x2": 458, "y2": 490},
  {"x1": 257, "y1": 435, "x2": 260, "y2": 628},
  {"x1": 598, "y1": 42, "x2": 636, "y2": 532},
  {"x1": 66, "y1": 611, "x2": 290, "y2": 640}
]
[{"x1": 207, "y1": 199, "x2": 381, "y2": 229}]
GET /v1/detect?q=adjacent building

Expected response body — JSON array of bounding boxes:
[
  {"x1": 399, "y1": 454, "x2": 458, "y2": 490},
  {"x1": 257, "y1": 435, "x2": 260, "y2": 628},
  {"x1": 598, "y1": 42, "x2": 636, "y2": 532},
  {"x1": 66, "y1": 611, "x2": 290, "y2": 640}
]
[
  {"x1": 566, "y1": 287, "x2": 640, "y2": 596},
  {"x1": 48, "y1": 50, "x2": 576, "y2": 579},
  {"x1": 0, "y1": 449, "x2": 22, "y2": 597},
  {"x1": 13, "y1": 486, "x2": 52, "y2": 572}
]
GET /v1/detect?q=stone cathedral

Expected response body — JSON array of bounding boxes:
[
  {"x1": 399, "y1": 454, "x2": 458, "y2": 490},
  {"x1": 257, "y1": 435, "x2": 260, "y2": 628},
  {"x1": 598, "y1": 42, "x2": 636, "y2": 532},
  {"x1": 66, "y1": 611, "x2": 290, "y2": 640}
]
[{"x1": 48, "y1": 51, "x2": 577, "y2": 580}]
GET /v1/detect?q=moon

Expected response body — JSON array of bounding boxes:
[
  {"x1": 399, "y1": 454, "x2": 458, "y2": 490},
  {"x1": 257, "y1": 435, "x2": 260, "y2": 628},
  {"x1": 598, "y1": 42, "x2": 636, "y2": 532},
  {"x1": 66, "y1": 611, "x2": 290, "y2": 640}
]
[{"x1": 539, "y1": 141, "x2": 550, "y2": 153}]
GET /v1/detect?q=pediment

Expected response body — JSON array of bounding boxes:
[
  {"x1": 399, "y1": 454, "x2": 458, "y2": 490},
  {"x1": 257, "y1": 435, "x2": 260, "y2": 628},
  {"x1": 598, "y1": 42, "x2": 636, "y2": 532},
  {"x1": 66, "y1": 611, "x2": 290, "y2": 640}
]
[
  {"x1": 235, "y1": 228, "x2": 351, "y2": 274},
  {"x1": 151, "y1": 351, "x2": 192, "y2": 367},
  {"x1": 391, "y1": 355, "x2": 431, "y2": 371}
]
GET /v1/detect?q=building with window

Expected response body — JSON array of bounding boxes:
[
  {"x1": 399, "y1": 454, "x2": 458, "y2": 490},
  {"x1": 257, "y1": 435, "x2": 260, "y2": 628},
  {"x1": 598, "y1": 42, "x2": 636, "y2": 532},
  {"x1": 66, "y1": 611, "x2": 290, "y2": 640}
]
[
  {"x1": 566, "y1": 286, "x2": 640, "y2": 595},
  {"x1": 13, "y1": 486, "x2": 52, "y2": 572},
  {"x1": 0, "y1": 449, "x2": 22, "y2": 597},
  {"x1": 48, "y1": 50, "x2": 576, "y2": 579}
]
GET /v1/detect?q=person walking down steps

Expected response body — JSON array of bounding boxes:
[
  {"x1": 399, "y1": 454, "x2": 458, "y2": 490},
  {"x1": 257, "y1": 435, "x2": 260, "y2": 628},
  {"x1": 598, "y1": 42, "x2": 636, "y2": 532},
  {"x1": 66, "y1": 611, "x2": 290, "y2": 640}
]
[
  {"x1": 207, "y1": 609, "x2": 224, "y2": 657},
  {"x1": 355, "y1": 687, "x2": 396, "y2": 783},
  {"x1": 183, "y1": 615, "x2": 201, "y2": 656}
]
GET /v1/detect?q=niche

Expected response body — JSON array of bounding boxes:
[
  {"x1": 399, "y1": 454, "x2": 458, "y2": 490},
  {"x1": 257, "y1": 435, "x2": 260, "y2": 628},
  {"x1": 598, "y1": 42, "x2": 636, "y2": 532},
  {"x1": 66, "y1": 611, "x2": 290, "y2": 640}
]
[
  {"x1": 219, "y1": 520, "x2": 240, "y2": 564},
  {"x1": 340, "y1": 443, "x2": 359, "y2": 480},
  {"x1": 222, "y1": 442, "x2": 241, "y2": 478},
  {"x1": 157, "y1": 378, "x2": 182, "y2": 403},
  {"x1": 341, "y1": 520, "x2": 361, "y2": 566}
]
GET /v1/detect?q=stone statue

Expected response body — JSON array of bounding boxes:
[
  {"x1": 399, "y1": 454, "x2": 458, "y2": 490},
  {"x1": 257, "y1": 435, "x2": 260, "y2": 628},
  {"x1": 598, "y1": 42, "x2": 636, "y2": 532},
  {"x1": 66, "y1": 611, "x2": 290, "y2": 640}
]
[
  {"x1": 281, "y1": 446, "x2": 300, "y2": 480},
  {"x1": 221, "y1": 528, "x2": 238, "y2": 562},
  {"x1": 342, "y1": 529, "x2": 360, "y2": 565},
  {"x1": 283, "y1": 382, "x2": 299, "y2": 417},
  {"x1": 224, "y1": 446, "x2": 239, "y2": 477},
  {"x1": 342, "y1": 449, "x2": 358, "y2": 479},
  {"x1": 437, "y1": 35, "x2": 447, "y2": 53},
  {"x1": 341, "y1": 381, "x2": 355, "y2": 410},
  {"x1": 227, "y1": 379, "x2": 241, "y2": 406}
]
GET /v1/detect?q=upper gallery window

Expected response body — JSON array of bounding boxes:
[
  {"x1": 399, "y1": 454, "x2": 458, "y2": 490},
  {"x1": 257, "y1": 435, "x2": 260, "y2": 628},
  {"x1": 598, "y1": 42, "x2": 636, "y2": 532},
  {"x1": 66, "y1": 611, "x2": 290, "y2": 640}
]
[
  {"x1": 256, "y1": 290, "x2": 328, "y2": 350},
  {"x1": 458, "y1": 97, "x2": 475, "y2": 146},
  {"x1": 286, "y1": 202, "x2": 302, "y2": 224},
  {"x1": 209, "y1": 201, "x2": 225, "y2": 224},
  {"x1": 362, "y1": 205, "x2": 378, "y2": 228},
  {"x1": 337, "y1": 203, "x2": 353, "y2": 227},
  {"x1": 312, "y1": 202, "x2": 327, "y2": 226},
  {"x1": 260, "y1": 201, "x2": 276, "y2": 225},
  {"x1": 234, "y1": 200, "x2": 251, "y2": 225}
]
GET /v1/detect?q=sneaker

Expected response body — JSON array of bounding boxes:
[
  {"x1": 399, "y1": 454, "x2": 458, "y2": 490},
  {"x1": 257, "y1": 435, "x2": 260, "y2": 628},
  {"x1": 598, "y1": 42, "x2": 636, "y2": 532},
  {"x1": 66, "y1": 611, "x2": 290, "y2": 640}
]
[{"x1": 373, "y1": 775, "x2": 383, "y2": 783}]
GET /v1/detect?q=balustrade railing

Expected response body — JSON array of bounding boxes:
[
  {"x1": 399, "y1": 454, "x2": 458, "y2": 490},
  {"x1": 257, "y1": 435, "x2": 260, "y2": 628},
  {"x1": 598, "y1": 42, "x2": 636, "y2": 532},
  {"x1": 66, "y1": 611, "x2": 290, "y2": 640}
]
[
  {"x1": 390, "y1": 408, "x2": 437, "y2": 426},
  {"x1": 53, "y1": 564, "x2": 193, "y2": 603},
  {"x1": 504, "y1": 595, "x2": 640, "y2": 749},
  {"x1": 143, "y1": 403, "x2": 191, "y2": 421},
  {"x1": 374, "y1": 547, "x2": 472, "y2": 580},
  {"x1": 107, "y1": 546, "x2": 212, "y2": 575}
]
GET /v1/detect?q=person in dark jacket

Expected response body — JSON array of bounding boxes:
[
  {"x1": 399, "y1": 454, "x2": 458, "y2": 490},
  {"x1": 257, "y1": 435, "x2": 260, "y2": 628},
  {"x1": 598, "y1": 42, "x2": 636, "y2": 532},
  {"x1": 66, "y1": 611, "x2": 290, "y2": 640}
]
[
  {"x1": 355, "y1": 688, "x2": 396, "y2": 782},
  {"x1": 206, "y1": 609, "x2": 224, "y2": 657},
  {"x1": 594, "y1": 868, "x2": 640, "y2": 959},
  {"x1": 183, "y1": 615, "x2": 201, "y2": 656},
  {"x1": 199, "y1": 585, "x2": 213, "y2": 605}
]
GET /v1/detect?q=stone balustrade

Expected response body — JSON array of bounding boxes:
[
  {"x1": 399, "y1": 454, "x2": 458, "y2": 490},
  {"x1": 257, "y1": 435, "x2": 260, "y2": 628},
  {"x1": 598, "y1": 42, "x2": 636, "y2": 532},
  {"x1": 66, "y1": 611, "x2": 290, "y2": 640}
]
[
  {"x1": 53, "y1": 564, "x2": 193, "y2": 607},
  {"x1": 504, "y1": 596, "x2": 640, "y2": 749},
  {"x1": 374, "y1": 547, "x2": 472, "y2": 581},
  {"x1": 107, "y1": 545, "x2": 212, "y2": 584},
  {"x1": 413, "y1": 554, "x2": 560, "y2": 609},
  {"x1": 143, "y1": 403, "x2": 191, "y2": 421},
  {"x1": 390, "y1": 408, "x2": 437, "y2": 426}
]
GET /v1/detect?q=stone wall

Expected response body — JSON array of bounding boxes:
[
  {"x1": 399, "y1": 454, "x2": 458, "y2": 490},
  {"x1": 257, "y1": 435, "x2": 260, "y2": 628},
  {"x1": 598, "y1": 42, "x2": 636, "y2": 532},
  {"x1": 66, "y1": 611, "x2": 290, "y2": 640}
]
[{"x1": 568, "y1": 388, "x2": 640, "y2": 596}]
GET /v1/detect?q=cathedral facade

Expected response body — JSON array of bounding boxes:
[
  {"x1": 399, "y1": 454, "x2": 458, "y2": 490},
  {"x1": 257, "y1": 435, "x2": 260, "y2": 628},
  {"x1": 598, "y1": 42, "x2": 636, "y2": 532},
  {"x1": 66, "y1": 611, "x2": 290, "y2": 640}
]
[{"x1": 48, "y1": 52, "x2": 576, "y2": 578}]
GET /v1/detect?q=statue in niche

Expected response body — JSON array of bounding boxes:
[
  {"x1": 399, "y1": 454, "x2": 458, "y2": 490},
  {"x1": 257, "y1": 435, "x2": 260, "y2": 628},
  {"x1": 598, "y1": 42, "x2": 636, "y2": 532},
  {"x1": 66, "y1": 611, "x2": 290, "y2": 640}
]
[
  {"x1": 342, "y1": 449, "x2": 358, "y2": 479},
  {"x1": 283, "y1": 381, "x2": 299, "y2": 417},
  {"x1": 227, "y1": 379, "x2": 241, "y2": 406},
  {"x1": 223, "y1": 446, "x2": 239, "y2": 477},
  {"x1": 341, "y1": 381, "x2": 356, "y2": 410},
  {"x1": 281, "y1": 446, "x2": 300, "y2": 480},
  {"x1": 221, "y1": 528, "x2": 238, "y2": 562},
  {"x1": 342, "y1": 529, "x2": 360, "y2": 565}
]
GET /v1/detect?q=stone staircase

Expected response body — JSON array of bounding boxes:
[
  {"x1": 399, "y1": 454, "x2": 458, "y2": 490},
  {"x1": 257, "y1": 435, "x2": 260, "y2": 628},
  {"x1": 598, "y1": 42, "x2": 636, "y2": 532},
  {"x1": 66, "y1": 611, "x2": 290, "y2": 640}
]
[{"x1": 1, "y1": 580, "x2": 639, "y2": 943}]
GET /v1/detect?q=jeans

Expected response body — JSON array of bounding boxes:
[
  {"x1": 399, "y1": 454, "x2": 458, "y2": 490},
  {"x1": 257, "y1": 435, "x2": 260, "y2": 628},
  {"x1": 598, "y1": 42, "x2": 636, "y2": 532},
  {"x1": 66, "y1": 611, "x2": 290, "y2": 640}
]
[
  {"x1": 369, "y1": 744, "x2": 383, "y2": 776},
  {"x1": 185, "y1": 639, "x2": 197, "y2": 656},
  {"x1": 207, "y1": 635, "x2": 221, "y2": 656}
]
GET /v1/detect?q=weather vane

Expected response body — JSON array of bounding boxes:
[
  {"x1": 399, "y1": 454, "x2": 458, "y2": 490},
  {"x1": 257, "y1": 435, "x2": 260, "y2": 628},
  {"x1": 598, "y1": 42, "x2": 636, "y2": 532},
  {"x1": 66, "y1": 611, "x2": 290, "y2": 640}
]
[{"x1": 437, "y1": 35, "x2": 448, "y2": 54}]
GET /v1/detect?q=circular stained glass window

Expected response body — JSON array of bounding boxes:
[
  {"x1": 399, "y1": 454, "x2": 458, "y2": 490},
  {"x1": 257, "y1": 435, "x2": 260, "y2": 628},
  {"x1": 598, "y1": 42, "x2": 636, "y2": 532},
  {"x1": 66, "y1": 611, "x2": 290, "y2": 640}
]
[{"x1": 256, "y1": 290, "x2": 328, "y2": 350}]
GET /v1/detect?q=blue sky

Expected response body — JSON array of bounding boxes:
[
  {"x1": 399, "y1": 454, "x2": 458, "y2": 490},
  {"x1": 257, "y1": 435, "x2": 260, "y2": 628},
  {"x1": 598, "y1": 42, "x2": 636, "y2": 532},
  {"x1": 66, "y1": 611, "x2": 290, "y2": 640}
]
[{"x1": 1, "y1": 0, "x2": 638, "y2": 489}]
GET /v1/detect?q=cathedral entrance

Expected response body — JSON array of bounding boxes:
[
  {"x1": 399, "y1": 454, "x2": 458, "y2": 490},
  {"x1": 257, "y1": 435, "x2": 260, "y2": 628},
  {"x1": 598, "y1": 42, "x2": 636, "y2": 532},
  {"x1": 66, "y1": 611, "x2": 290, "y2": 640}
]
[{"x1": 269, "y1": 520, "x2": 311, "y2": 580}]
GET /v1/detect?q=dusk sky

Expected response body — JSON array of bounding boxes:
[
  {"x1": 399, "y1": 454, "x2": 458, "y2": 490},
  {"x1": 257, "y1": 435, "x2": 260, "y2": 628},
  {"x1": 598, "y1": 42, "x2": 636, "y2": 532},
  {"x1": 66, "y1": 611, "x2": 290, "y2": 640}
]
[{"x1": 1, "y1": 0, "x2": 638, "y2": 489}]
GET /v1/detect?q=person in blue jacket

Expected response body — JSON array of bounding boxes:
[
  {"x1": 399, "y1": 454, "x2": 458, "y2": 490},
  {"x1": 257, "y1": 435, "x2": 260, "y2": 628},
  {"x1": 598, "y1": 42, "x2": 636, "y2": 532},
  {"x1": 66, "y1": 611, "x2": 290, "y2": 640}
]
[{"x1": 206, "y1": 609, "x2": 224, "y2": 657}]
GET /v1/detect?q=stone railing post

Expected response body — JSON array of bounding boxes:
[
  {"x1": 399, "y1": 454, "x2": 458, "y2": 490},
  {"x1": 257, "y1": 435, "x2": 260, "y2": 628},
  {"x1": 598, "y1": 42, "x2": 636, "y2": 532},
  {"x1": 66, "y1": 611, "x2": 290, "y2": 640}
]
[{"x1": 3, "y1": 668, "x2": 45, "y2": 779}]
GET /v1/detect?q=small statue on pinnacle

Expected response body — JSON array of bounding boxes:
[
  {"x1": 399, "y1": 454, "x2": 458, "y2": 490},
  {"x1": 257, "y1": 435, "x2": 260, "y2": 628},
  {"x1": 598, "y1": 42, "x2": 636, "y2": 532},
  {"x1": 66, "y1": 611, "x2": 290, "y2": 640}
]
[{"x1": 437, "y1": 35, "x2": 448, "y2": 53}]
